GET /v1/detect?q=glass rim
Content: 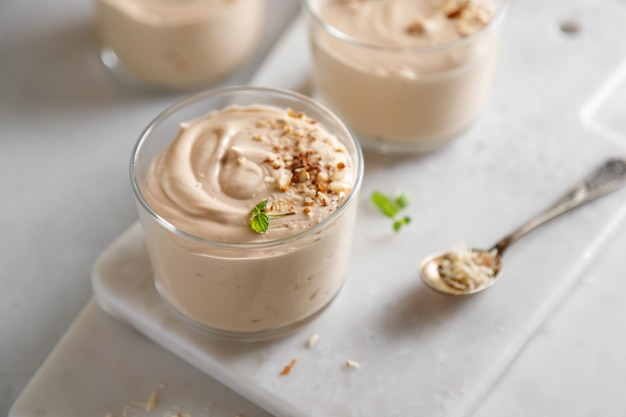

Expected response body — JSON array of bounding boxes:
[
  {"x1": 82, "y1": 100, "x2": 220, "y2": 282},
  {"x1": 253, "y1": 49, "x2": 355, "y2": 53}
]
[
  {"x1": 130, "y1": 85, "x2": 364, "y2": 250},
  {"x1": 303, "y1": 0, "x2": 509, "y2": 53}
]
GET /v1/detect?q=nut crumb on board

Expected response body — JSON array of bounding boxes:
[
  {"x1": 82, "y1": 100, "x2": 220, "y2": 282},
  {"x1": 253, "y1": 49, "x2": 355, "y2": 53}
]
[
  {"x1": 108, "y1": 385, "x2": 198, "y2": 417},
  {"x1": 279, "y1": 358, "x2": 297, "y2": 376},
  {"x1": 345, "y1": 360, "x2": 360, "y2": 369},
  {"x1": 146, "y1": 391, "x2": 159, "y2": 412},
  {"x1": 306, "y1": 333, "x2": 319, "y2": 348}
]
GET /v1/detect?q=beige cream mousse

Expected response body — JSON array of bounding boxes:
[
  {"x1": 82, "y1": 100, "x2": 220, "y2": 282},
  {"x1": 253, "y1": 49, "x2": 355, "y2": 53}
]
[
  {"x1": 306, "y1": 0, "x2": 506, "y2": 153},
  {"x1": 134, "y1": 99, "x2": 362, "y2": 339},
  {"x1": 96, "y1": 0, "x2": 265, "y2": 90}
]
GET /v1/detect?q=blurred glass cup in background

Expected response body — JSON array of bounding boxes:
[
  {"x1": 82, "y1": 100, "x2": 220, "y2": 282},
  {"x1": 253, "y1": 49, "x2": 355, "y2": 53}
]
[
  {"x1": 95, "y1": 0, "x2": 266, "y2": 92},
  {"x1": 304, "y1": 0, "x2": 508, "y2": 154}
]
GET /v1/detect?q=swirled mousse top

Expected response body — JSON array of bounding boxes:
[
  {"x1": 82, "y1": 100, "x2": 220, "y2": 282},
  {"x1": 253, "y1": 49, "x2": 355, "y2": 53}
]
[
  {"x1": 314, "y1": 0, "x2": 496, "y2": 48},
  {"x1": 101, "y1": 0, "x2": 232, "y2": 24},
  {"x1": 141, "y1": 105, "x2": 355, "y2": 243}
]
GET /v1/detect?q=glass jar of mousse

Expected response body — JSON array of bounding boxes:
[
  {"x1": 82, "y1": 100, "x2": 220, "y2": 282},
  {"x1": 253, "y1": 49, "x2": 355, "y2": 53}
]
[
  {"x1": 304, "y1": 0, "x2": 508, "y2": 154},
  {"x1": 95, "y1": 0, "x2": 266, "y2": 91},
  {"x1": 130, "y1": 86, "x2": 364, "y2": 341}
]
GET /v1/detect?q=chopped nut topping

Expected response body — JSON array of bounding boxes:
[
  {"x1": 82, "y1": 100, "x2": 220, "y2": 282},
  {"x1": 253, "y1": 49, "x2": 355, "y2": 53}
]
[
  {"x1": 295, "y1": 169, "x2": 310, "y2": 183},
  {"x1": 438, "y1": 245, "x2": 499, "y2": 290},
  {"x1": 443, "y1": 0, "x2": 494, "y2": 37},
  {"x1": 443, "y1": 0, "x2": 470, "y2": 18},
  {"x1": 254, "y1": 111, "x2": 352, "y2": 219},
  {"x1": 287, "y1": 108, "x2": 304, "y2": 118},
  {"x1": 406, "y1": 19, "x2": 426, "y2": 35},
  {"x1": 329, "y1": 181, "x2": 349, "y2": 194}
]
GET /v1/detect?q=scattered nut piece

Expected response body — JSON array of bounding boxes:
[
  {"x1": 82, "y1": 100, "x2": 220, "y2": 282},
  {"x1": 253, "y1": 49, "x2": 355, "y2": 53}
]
[
  {"x1": 306, "y1": 333, "x2": 319, "y2": 348},
  {"x1": 146, "y1": 391, "x2": 159, "y2": 412},
  {"x1": 279, "y1": 358, "x2": 297, "y2": 376},
  {"x1": 560, "y1": 19, "x2": 580, "y2": 34},
  {"x1": 345, "y1": 360, "x2": 361, "y2": 369}
]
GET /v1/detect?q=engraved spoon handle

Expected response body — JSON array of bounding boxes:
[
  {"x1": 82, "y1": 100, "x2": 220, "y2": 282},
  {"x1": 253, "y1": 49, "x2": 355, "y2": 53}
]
[{"x1": 491, "y1": 158, "x2": 626, "y2": 255}]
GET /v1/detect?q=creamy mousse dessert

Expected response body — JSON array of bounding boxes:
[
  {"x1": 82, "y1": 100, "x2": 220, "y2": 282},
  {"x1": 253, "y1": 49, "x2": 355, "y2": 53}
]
[
  {"x1": 96, "y1": 0, "x2": 265, "y2": 90},
  {"x1": 131, "y1": 87, "x2": 363, "y2": 340},
  {"x1": 305, "y1": 0, "x2": 507, "y2": 153}
]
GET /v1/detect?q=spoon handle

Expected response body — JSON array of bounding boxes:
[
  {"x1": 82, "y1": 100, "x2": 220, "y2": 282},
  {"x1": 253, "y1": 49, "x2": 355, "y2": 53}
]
[{"x1": 492, "y1": 158, "x2": 626, "y2": 255}]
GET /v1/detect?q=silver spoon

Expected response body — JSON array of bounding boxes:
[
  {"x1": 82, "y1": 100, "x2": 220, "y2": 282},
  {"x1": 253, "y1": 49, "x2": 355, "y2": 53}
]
[{"x1": 420, "y1": 158, "x2": 626, "y2": 296}]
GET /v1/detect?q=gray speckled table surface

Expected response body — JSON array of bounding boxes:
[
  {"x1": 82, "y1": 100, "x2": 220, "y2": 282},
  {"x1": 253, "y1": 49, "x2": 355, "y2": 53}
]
[{"x1": 3, "y1": 0, "x2": 626, "y2": 416}]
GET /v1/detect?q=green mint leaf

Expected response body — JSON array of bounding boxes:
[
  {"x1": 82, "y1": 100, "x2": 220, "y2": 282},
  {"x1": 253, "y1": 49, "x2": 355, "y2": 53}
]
[
  {"x1": 253, "y1": 200, "x2": 268, "y2": 215},
  {"x1": 250, "y1": 200, "x2": 269, "y2": 233},
  {"x1": 268, "y1": 212, "x2": 297, "y2": 219},
  {"x1": 394, "y1": 193, "x2": 410, "y2": 209},
  {"x1": 250, "y1": 211, "x2": 269, "y2": 233},
  {"x1": 371, "y1": 191, "x2": 399, "y2": 218},
  {"x1": 392, "y1": 216, "x2": 411, "y2": 232},
  {"x1": 371, "y1": 190, "x2": 411, "y2": 233},
  {"x1": 250, "y1": 200, "x2": 296, "y2": 233}
]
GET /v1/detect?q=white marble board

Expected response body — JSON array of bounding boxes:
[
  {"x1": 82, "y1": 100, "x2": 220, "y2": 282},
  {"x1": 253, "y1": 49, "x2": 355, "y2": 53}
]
[
  {"x1": 11, "y1": 0, "x2": 626, "y2": 416},
  {"x1": 94, "y1": 6, "x2": 626, "y2": 417}
]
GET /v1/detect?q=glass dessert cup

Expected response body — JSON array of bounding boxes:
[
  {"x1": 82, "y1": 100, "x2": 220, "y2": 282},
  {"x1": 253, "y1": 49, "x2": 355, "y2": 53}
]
[
  {"x1": 130, "y1": 86, "x2": 364, "y2": 341},
  {"x1": 304, "y1": 0, "x2": 508, "y2": 154},
  {"x1": 95, "y1": 0, "x2": 266, "y2": 92}
]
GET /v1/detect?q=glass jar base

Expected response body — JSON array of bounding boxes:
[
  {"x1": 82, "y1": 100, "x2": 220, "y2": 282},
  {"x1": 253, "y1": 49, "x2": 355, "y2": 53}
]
[
  {"x1": 155, "y1": 280, "x2": 344, "y2": 342},
  {"x1": 357, "y1": 135, "x2": 455, "y2": 155},
  {"x1": 307, "y1": 92, "x2": 477, "y2": 155},
  {"x1": 354, "y1": 126, "x2": 475, "y2": 155}
]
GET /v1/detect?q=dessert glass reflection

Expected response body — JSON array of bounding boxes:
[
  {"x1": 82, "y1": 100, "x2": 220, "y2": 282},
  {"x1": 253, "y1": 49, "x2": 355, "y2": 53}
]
[
  {"x1": 96, "y1": 0, "x2": 266, "y2": 91},
  {"x1": 304, "y1": 0, "x2": 508, "y2": 153},
  {"x1": 130, "y1": 86, "x2": 364, "y2": 341}
]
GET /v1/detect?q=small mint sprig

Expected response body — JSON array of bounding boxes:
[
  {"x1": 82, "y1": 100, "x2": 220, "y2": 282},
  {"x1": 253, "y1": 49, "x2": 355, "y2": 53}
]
[
  {"x1": 371, "y1": 191, "x2": 411, "y2": 232},
  {"x1": 250, "y1": 200, "x2": 296, "y2": 233}
]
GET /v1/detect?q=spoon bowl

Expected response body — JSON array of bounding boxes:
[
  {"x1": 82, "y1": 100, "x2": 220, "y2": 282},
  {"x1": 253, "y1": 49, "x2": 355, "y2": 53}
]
[
  {"x1": 420, "y1": 159, "x2": 626, "y2": 296},
  {"x1": 420, "y1": 249, "x2": 503, "y2": 296}
]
